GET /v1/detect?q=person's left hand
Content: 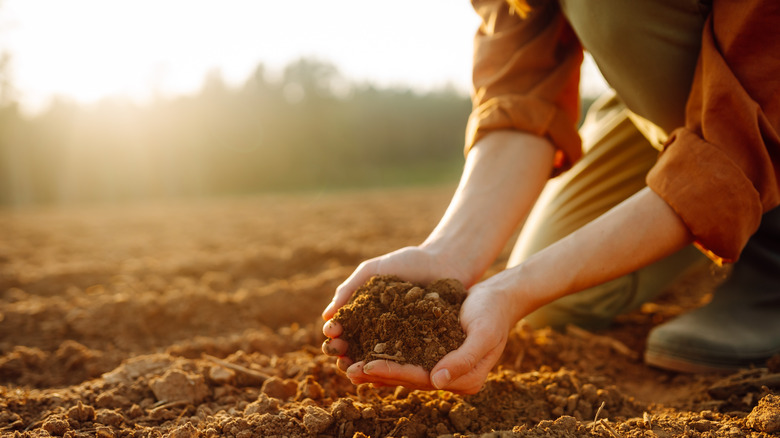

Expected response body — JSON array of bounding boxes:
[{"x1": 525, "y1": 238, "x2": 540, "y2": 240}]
[{"x1": 327, "y1": 281, "x2": 522, "y2": 394}]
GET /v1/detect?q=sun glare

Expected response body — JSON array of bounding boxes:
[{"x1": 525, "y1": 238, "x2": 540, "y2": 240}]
[{"x1": 2, "y1": 0, "x2": 481, "y2": 114}]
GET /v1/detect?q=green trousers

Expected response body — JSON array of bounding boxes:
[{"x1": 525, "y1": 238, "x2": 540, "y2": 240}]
[
  {"x1": 508, "y1": 92, "x2": 709, "y2": 329},
  {"x1": 506, "y1": 0, "x2": 716, "y2": 328},
  {"x1": 507, "y1": 0, "x2": 780, "y2": 330}
]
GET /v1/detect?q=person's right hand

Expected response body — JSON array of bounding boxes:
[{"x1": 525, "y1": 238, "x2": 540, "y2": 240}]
[{"x1": 320, "y1": 245, "x2": 466, "y2": 371}]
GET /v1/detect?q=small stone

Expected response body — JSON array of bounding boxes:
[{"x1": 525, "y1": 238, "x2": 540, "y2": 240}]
[
  {"x1": 374, "y1": 343, "x2": 387, "y2": 353},
  {"x1": 303, "y1": 406, "x2": 334, "y2": 435},
  {"x1": 405, "y1": 287, "x2": 423, "y2": 302}
]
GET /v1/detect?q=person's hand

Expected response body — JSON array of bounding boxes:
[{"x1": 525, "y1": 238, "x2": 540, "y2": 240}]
[
  {"x1": 332, "y1": 280, "x2": 523, "y2": 394},
  {"x1": 321, "y1": 246, "x2": 465, "y2": 371}
]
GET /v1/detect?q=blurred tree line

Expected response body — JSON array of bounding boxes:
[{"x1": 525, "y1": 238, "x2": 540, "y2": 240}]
[{"x1": 0, "y1": 58, "x2": 473, "y2": 206}]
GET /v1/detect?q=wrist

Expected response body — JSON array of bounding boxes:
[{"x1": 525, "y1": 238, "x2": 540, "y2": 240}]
[
  {"x1": 473, "y1": 264, "x2": 541, "y2": 326},
  {"x1": 418, "y1": 238, "x2": 481, "y2": 287}
]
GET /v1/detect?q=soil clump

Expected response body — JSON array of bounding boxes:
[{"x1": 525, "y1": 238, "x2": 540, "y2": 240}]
[{"x1": 333, "y1": 275, "x2": 467, "y2": 370}]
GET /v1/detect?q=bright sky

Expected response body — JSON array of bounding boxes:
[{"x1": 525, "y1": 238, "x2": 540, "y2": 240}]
[{"x1": 0, "y1": 0, "x2": 607, "y2": 115}]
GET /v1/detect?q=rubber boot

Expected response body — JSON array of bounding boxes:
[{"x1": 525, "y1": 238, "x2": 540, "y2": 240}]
[{"x1": 645, "y1": 207, "x2": 780, "y2": 372}]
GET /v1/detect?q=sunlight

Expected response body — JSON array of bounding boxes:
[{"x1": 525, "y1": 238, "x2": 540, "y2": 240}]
[{"x1": 2, "y1": 0, "x2": 480, "y2": 114}]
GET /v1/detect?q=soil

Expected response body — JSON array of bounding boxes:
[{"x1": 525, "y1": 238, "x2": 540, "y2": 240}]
[
  {"x1": 333, "y1": 275, "x2": 467, "y2": 370},
  {"x1": 1, "y1": 186, "x2": 779, "y2": 438}
]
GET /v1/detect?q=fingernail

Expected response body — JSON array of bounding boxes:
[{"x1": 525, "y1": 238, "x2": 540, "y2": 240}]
[
  {"x1": 322, "y1": 339, "x2": 338, "y2": 355},
  {"x1": 432, "y1": 369, "x2": 451, "y2": 389},
  {"x1": 345, "y1": 363, "x2": 362, "y2": 377},
  {"x1": 363, "y1": 363, "x2": 374, "y2": 374}
]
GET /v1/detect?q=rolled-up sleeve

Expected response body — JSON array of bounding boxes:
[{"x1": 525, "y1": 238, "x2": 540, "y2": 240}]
[
  {"x1": 646, "y1": 0, "x2": 780, "y2": 263},
  {"x1": 466, "y1": 0, "x2": 584, "y2": 174}
]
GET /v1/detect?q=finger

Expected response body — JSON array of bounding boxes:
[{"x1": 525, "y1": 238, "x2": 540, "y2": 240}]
[
  {"x1": 322, "y1": 260, "x2": 377, "y2": 320},
  {"x1": 345, "y1": 361, "x2": 369, "y2": 384},
  {"x1": 336, "y1": 356, "x2": 354, "y2": 372},
  {"x1": 353, "y1": 360, "x2": 432, "y2": 389},
  {"x1": 430, "y1": 322, "x2": 504, "y2": 392},
  {"x1": 322, "y1": 319, "x2": 343, "y2": 338},
  {"x1": 362, "y1": 360, "x2": 430, "y2": 382},
  {"x1": 435, "y1": 344, "x2": 502, "y2": 395},
  {"x1": 321, "y1": 337, "x2": 348, "y2": 357}
]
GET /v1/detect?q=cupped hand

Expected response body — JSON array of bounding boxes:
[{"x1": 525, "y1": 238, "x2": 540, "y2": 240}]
[
  {"x1": 321, "y1": 246, "x2": 465, "y2": 369},
  {"x1": 332, "y1": 281, "x2": 522, "y2": 394}
]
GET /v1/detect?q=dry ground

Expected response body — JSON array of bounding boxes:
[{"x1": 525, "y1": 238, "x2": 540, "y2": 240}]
[{"x1": 1, "y1": 186, "x2": 779, "y2": 437}]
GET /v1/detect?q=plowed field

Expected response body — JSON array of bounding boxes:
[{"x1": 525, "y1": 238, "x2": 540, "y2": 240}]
[{"x1": 1, "y1": 186, "x2": 778, "y2": 437}]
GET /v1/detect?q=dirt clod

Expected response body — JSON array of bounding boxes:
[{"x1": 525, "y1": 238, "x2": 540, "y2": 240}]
[
  {"x1": 149, "y1": 369, "x2": 209, "y2": 404},
  {"x1": 333, "y1": 275, "x2": 467, "y2": 370},
  {"x1": 303, "y1": 405, "x2": 334, "y2": 434},
  {"x1": 169, "y1": 422, "x2": 199, "y2": 438},
  {"x1": 746, "y1": 394, "x2": 780, "y2": 432},
  {"x1": 261, "y1": 376, "x2": 298, "y2": 400}
]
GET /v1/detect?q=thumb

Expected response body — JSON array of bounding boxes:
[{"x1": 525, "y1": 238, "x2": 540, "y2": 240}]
[{"x1": 429, "y1": 322, "x2": 504, "y2": 393}]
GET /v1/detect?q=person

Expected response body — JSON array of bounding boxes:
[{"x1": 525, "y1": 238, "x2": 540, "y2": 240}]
[{"x1": 321, "y1": 0, "x2": 780, "y2": 394}]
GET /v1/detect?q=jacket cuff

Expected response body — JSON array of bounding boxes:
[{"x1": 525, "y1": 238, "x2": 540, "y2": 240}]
[
  {"x1": 646, "y1": 128, "x2": 763, "y2": 263},
  {"x1": 465, "y1": 95, "x2": 583, "y2": 175}
]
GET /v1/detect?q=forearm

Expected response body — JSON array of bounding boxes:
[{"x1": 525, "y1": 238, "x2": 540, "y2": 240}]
[
  {"x1": 486, "y1": 186, "x2": 694, "y2": 323},
  {"x1": 422, "y1": 130, "x2": 555, "y2": 287}
]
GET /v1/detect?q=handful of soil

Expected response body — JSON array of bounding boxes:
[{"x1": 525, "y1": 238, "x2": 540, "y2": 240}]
[{"x1": 332, "y1": 275, "x2": 467, "y2": 371}]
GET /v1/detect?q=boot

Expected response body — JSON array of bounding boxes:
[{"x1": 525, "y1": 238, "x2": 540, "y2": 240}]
[{"x1": 645, "y1": 207, "x2": 780, "y2": 372}]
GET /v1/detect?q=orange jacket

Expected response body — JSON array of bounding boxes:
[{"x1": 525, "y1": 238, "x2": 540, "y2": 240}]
[{"x1": 467, "y1": 0, "x2": 780, "y2": 263}]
